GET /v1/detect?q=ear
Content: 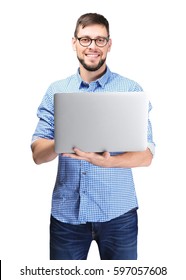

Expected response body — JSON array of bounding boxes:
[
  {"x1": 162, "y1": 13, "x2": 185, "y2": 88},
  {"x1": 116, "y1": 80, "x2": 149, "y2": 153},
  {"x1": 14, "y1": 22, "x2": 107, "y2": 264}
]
[
  {"x1": 107, "y1": 38, "x2": 112, "y2": 52},
  {"x1": 72, "y1": 37, "x2": 77, "y2": 51}
]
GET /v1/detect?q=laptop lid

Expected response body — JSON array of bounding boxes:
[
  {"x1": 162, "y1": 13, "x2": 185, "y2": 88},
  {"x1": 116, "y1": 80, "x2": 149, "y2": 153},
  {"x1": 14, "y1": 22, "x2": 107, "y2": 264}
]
[{"x1": 54, "y1": 92, "x2": 148, "y2": 153}]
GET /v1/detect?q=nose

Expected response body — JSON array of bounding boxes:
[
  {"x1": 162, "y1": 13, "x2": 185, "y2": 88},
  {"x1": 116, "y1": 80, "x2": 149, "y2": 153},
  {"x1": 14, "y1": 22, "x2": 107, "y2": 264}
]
[{"x1": 89, "y1": 39, "x2": 97, "y2": 48}]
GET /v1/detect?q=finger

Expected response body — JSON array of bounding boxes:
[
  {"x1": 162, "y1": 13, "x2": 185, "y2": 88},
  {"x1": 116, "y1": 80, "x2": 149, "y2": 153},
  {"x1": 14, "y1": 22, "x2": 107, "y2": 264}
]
[
  {"x1": 102, "y1": 151, "x2": 110, "y2": 160},
  {"x1": 62, "y1": 153, "x2": 86, "y2": 160},
  {"x1": 62, "y1": 147, "x2": 84, "y2": 157},
  {"x1": 73, "y1": 147, "x2": 91, "y2": 157},
  {"x1": 62, "y1": 153, "x2": 74, "y2": 158},
  {"x1": 73, "y1": 147, "x2": 82, "y2": 154}
]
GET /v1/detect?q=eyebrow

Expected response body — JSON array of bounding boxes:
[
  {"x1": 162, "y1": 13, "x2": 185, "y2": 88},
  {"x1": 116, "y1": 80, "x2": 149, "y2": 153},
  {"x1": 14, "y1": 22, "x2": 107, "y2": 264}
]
[{"x1": 77, "y1": 35, "x2": 109, "y2": 38}]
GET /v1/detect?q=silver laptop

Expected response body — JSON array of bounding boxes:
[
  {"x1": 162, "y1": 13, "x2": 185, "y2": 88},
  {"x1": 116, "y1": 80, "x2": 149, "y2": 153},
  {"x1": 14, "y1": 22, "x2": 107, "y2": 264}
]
[{"x1": 54, "y1": 92, "x2": 149, "y2": 153}]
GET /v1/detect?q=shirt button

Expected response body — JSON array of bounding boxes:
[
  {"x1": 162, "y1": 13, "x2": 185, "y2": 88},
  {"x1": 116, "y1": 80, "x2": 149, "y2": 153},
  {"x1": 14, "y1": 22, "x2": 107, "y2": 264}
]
[{"x1": 82, "y1": 172, "x2": 86, "y2": 175}]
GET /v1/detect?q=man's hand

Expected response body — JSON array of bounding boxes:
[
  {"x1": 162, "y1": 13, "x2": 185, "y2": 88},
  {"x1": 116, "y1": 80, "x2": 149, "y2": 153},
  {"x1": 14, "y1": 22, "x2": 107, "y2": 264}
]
[
  {"x1": 62, "y1": 147, "x2": 111, "y2": 167},
  {"x1": 62, "y1": 147, "x2": 153, "y2": 168}
]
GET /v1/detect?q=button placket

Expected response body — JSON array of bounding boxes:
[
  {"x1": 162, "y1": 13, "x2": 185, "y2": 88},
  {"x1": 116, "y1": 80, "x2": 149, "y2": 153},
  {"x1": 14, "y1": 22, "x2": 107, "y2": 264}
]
[
  {"x1": 78, "y1": 162, "x2": 89, "y2": 222},
  {"x1": 80, "y1": 162, "x2": 88, "y2": 195}
]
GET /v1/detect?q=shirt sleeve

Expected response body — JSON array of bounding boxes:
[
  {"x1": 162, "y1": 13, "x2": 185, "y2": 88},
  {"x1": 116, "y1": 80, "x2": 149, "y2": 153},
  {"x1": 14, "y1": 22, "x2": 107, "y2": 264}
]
[
  {"x1": 147, "y1": 101, "x2": 155, "y2": 156},
  {"x1": 31, "y1": 85, "x2": 54, "y2": 143},
  {"x1": 132, "y1": 80, "x2": 156, "y2": 156},
  {"x1": 133, "y1": 81, "x2": 156, "y2": 155}
]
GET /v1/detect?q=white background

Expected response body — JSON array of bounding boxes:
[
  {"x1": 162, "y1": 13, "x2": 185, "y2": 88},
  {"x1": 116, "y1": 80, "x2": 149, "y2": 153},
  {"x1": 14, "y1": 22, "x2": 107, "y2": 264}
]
[{"x1": 0, "y1": 0, "x2": 186, "y2": 278}]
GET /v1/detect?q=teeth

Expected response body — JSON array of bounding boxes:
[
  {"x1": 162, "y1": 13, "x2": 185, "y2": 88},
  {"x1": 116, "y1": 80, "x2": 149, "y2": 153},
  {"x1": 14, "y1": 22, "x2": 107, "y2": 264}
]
[{"x1": 86, "y1": 54, "x2": 99, "y2": 57}]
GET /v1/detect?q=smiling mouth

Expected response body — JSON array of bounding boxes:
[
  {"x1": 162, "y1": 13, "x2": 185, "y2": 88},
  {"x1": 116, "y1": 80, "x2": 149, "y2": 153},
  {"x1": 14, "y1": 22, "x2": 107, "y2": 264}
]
[{"x1": 86, "y1": 53, "x2": 100, "y2": 58}]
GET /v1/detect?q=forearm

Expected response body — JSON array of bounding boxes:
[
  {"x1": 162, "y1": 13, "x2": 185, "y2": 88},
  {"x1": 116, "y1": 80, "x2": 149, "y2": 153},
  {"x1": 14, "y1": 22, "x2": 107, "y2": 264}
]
[
  {"x1": 107, "y1": 148, "x2": 153, "y2": 168},
  {"x1": 31, "y1": 138, "x2": 58, "y2": 165}
]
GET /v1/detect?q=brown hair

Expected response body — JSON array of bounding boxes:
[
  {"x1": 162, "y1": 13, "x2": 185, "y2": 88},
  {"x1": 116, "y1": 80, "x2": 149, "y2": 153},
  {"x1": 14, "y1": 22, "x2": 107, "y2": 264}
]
[{"x1": 74, "y1": 13, "x2": 110, "y2": 37}]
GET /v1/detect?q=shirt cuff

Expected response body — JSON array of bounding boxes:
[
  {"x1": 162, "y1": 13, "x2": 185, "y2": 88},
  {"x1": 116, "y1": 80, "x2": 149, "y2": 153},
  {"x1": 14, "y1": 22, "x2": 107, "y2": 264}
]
[
  {"x1": 147, "y1": 143, "x2": 155, "y2": 157},
  {"x1": 31, "y1": 136, "x2": 42, "y2": 145}
]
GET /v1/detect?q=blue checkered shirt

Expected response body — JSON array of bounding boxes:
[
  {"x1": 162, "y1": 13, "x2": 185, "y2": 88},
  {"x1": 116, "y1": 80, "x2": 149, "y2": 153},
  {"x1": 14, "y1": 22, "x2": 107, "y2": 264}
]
[{"x1": 32, "y1": 67, "x2": 155, "y2": 224}]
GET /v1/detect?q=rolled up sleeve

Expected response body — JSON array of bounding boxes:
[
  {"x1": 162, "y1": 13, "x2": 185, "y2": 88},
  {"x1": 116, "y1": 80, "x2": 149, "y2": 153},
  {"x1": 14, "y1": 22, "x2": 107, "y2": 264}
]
[{"x1": 32, "y1": 86, "x2": 54, "y2": 143}]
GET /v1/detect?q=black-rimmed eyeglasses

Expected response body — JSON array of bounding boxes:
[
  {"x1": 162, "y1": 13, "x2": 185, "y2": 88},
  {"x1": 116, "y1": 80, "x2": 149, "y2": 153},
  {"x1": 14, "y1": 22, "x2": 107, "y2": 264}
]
[{"x1": 77, "y1": 36, "x2": 109, "y2": 47}]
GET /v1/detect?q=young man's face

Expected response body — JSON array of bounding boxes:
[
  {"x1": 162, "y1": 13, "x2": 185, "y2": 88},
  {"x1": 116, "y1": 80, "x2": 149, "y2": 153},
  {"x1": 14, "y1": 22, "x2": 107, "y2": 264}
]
[{"x1": 72, "y1": 24, "x2": 112, "y2": 72}]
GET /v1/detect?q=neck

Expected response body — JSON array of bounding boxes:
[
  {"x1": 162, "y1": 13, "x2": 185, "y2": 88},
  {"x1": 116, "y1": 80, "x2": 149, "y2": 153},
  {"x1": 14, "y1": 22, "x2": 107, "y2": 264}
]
[{"x1": 79, "y1": 64, "x2": 107, "y2": 83}]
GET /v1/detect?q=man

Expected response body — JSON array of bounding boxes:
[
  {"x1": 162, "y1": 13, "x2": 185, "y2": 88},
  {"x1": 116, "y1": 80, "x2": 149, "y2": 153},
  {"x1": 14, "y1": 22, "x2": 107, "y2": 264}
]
[{"x1": 31, "y1": 13, "x2": 155, "y2": 260}]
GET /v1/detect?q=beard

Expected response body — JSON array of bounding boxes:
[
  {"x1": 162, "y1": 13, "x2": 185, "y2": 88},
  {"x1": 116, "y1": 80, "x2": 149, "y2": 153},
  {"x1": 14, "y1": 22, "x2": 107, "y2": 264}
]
[{"x1": 77, "y1": 56, "x2": 106, "y2": 72}]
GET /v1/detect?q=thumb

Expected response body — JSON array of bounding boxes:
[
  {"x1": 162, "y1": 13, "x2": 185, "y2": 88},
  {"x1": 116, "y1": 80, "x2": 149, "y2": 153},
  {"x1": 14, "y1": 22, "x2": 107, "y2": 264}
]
[{"x1": 102, "y1": 151, "x2": 110, "y2": 160}]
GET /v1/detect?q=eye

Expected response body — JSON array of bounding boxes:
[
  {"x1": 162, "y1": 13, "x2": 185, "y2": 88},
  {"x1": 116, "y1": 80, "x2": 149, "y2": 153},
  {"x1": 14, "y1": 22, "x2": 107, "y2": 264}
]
[
  {"x1": 97, "y1": 38, "x2": 105, "y2": 43},
  {"x1": 80, "y1": 37, "x2": 90, "y2": 43}
]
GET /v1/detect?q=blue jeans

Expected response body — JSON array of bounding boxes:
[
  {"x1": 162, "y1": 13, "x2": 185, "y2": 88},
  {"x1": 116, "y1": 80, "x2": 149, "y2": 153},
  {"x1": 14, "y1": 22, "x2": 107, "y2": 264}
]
[{"x1": 50, "y1": 208, "x2": 138, "y2": 260}]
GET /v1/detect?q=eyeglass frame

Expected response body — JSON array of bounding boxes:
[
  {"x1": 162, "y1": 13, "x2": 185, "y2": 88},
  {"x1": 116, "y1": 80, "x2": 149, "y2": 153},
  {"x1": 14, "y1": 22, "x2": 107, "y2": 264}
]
[{"x1": 76, "y1": 36, "x2": 110, "y2": 47}]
